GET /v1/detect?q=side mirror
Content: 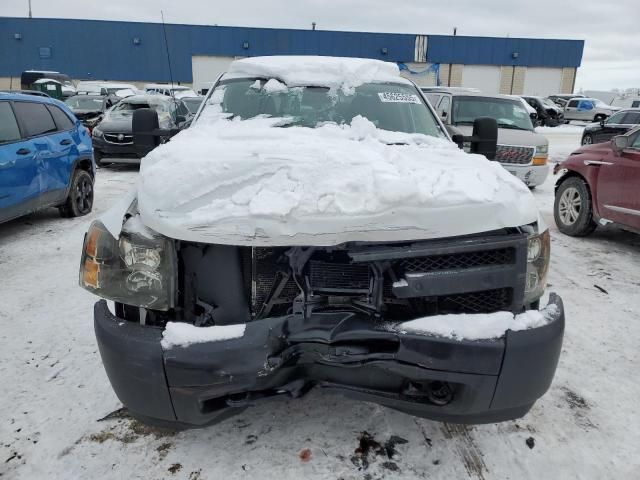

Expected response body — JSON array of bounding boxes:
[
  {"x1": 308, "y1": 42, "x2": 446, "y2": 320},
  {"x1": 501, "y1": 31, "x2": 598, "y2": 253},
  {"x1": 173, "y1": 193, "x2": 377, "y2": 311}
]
[
  {"x1": 451, "y1": 133, "x2": 464, "y2": 149},
  {"x1": 530, "y1": 112, "x2": 538, "y2": 121},
  {"x1": 469, "y1": 117, "x2": 498, "y2": 160},
  {"x1": 612, "y1": 135, "x2": 628, "y2": 153},
  {"x1": 441, "y1": 111, "x2": 448, "y2": 120},
  {"x1": 133, "y1": 108, "x2": 160, "y2": 158},
  {"x1": 600, "y1": 118, "x2": 606, "y2": 127}
]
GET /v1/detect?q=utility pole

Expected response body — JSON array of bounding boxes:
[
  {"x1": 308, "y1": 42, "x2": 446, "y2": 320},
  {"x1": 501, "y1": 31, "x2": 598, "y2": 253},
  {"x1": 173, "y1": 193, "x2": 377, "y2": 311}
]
[{"x1": 28, "y1": 0, "x2": 32, "y2": 18}]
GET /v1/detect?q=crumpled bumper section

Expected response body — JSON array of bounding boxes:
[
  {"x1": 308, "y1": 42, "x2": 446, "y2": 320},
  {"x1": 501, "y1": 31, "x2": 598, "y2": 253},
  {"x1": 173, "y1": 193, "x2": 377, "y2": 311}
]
[{"x1": 94, "y1": 294, "x2": 564, "y2": 429}]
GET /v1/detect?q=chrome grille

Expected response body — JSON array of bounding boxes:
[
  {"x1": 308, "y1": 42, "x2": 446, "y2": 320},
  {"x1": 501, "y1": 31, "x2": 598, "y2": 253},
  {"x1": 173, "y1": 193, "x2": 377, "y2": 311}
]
[
  {"x1": 104, "y1": 133, "x2": 133, "y2": 145},
  {"x1": 495, "y1": 145, "x2": 534, "y2": 165}
]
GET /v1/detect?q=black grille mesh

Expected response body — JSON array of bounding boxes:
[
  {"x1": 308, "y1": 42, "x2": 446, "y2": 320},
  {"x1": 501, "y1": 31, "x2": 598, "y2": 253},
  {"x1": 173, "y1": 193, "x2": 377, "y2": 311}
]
[
  {"x1": 401, "y1": 248, "x2": 514, "y2": 273},
  {"x1": 309, "y1": 260, "x2": 370, "y2": 292},
  {"x1": 438, "y1": 288, "x2": 512, "y2": 314}
]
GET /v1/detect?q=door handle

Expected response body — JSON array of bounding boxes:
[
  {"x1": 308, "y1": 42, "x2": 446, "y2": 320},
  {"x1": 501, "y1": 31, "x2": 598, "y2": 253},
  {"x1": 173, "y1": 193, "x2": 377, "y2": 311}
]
[
  {"x1": 16, "y1": 148, "x2": 31, "y2": 155},
  {"x1": 60, "y1": 139, "x2": 72, "y2": 145}
]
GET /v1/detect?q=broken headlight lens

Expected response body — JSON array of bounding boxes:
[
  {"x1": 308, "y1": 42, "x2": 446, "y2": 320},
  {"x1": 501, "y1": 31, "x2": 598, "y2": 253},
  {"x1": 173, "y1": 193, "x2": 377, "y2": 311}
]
[
  {"x1": 524, "y1": 228, "x2": 550, "y2": 305},
  {"x1": 79, "y1": 218, "x2": 176, "y2": 310}
]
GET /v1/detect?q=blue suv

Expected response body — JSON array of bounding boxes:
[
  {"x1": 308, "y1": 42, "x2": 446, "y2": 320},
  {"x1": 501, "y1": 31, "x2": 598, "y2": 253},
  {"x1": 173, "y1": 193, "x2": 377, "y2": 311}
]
[{"x1": 0, "y1": 92, "x2": 95, "y2": 224}]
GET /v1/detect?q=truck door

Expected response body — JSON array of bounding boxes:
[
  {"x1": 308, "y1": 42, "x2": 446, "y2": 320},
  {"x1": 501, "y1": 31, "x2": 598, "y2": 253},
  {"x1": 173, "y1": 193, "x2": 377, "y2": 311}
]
[
  {"x1": 596, "y1": 131, "x2": 640, "y2": 230},
  {"x1": 564, "y1": 99, "x2": 580, "y2": 120},
  {"x1": 576, "y1": 99, "x2": 595, "y2": 121},
  {"x1": 0, "y1": 101, "x2": 40, "y2": 222}
]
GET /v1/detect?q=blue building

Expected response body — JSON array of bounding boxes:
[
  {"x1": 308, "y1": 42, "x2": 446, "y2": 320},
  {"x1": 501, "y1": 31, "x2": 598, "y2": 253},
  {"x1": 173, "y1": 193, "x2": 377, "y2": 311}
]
[{"x1": 0, "y1": 17, "x2": 584, "y2": 96}]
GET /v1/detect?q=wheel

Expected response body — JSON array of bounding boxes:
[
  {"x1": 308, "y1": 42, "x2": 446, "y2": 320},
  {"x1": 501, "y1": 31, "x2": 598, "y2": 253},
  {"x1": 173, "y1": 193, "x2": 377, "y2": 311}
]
[
  {"x1": 59, "y1": 170, "x2": 94, "y2": 218},
  {"x1": 581, "y1": 134, "x2": 593, "y2": 145},
  {"x1": 554, "y1": 177, "x2": 597, "y2": 236}
]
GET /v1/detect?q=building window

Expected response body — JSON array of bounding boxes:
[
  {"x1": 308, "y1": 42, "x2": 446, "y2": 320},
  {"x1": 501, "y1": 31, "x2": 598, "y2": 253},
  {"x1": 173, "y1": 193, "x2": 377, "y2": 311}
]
[{"x1": 39, "y1": 47, "x2": 52, "y2": 59}]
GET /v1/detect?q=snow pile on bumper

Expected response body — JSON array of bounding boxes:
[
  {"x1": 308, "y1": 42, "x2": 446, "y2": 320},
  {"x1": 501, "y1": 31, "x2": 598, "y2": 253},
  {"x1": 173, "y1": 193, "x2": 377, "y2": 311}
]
[
  {"x1": 397, "y1": 303, "x2": 560, "y2": 341},
  {"x1": 137, "y1": 114, "x2": 537, "y2": 246},
  {"x1": 161, "y1": 322, "x2": 246, "y2": 349}
]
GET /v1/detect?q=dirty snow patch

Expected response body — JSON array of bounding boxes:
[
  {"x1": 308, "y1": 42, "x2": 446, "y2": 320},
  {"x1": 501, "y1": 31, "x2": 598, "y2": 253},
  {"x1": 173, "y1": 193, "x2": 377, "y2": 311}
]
[
  {"x1": 161, "y1": 322, "x2": 246, "y2": 349},
  {"x1": 397, "y1": 303, "x2": 559, "y2": 341}
]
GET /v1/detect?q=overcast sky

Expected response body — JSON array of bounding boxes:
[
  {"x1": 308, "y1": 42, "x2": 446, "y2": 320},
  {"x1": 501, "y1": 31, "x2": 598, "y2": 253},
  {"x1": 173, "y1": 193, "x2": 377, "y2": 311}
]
[{"x1": 2, "y1": 0, "x2": 638, "y2": 90}]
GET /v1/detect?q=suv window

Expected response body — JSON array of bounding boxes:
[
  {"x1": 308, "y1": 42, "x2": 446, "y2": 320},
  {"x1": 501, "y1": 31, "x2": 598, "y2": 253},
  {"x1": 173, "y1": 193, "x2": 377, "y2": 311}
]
[
  {"x1": 622, "y1": 112, "x2": 640, "y2": 124},
  {"x1": 47, "y1": 105, "x2": 75, "y2": 130},
  {"x1": 567, "y1": 100, "x2": 579, "y2": 108},
  {"x1": 12, "y1": 101, "x2": 57, "y2": 137},
  {"x1": 632, "y1": 101, "x2": 640, "y2": 108},
  {"x1": 0, "y1": 102, "x2": 22, "y2": 144}
]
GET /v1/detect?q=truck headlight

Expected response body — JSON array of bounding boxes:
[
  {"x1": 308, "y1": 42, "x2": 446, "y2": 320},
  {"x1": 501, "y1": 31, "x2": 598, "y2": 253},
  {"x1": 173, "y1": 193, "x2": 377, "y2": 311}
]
[
  {"x1": 79, "y1": 218, "x2": 176, "y2": 310},
  {"x1": 532, "y1": 144, "x2": 549, "y2": 166},
  {"x1": 524, "y1": 229, "x2": 550, "y2": 304},
  {"x1": 535, "y1": 145, "x2": 548, "y2": 155}
]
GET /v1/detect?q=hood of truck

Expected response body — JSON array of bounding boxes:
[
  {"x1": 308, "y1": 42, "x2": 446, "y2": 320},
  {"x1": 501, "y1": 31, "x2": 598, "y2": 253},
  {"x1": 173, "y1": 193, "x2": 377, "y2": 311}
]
[
  {"x1": 455, "y1": 125, "x2": 548, "y2": 149},
  {"x1": 133, "y1": 115, "x2": 539, "y2": 246}
]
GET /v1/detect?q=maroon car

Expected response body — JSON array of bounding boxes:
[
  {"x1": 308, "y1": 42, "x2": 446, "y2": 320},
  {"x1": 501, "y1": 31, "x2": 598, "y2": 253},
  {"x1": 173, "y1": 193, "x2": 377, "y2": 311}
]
[{"x1": 554, "y1": 127, "x2": 640, "y2": 236}]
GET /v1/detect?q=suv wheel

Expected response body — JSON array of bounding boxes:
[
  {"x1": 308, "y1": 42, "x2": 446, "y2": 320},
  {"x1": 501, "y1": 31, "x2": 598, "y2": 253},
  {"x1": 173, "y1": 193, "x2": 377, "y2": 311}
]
[
  {"x1": 59, "y1": 170, "x2": 94, "y2": 218},
  {"x1": 582, "y1": 134, "x2": 593, "y2": 145},
  {"x1": 554, "y1": 177, "x2": 597, "y2": 236}
]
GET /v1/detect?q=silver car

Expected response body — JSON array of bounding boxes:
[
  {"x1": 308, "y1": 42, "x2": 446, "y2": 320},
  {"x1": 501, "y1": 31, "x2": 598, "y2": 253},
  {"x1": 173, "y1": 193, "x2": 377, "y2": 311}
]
[
  {"x1": 563, "y1": 97, "x2": 620, "y2": 122},
  {"x1": 423, "y1": 90, "x2": 550, "y2": 187}
]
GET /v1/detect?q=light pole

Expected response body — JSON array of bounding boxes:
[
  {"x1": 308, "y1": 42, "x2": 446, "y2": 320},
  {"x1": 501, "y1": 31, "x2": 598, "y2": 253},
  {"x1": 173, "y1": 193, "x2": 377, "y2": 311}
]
[{"x1": 28, "y1": 0, "x2": 32, "y2": 18}]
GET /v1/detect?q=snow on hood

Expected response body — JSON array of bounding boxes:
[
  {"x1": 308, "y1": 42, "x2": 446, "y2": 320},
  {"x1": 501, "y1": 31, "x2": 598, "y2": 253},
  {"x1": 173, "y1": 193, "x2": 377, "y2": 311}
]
[
  {"x1": 135, "y1": 112, "x2": 538, "y2": 246},
  {"x1": 224, "y1": 56, "x2": 411, "y2": 94}
]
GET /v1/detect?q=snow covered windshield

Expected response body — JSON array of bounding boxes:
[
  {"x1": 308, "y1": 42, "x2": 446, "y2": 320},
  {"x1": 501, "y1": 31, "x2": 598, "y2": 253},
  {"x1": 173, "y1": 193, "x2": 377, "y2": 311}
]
[
  {"x1": 201, "y1": 78, "x2": 445, "y2": 137},
  {"x1": 452, "y1": 96, "x2": 534, "y2": 131}
]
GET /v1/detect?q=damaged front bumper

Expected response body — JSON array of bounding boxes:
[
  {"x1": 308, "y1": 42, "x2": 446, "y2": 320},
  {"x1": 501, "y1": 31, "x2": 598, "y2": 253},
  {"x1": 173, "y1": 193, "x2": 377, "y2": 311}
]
[{"x1": 94, "y1": 294, "x2": 564, "y2": 429}]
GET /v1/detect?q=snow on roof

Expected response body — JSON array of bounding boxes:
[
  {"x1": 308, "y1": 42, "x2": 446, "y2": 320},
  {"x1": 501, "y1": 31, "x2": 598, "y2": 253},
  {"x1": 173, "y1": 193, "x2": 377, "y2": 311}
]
[
  {"x1": 33, "y1": 78, "x2": 61, "y2": 84},
  {"x1": 136, "y1": 112, "x2": 537, "y2": 246},
  {"x1": 224, "y1": 56, "x2": 411, "y2": 92}
]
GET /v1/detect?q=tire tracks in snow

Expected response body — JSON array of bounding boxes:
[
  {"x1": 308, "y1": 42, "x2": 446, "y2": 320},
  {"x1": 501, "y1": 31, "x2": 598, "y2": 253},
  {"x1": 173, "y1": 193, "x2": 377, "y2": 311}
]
[{"x1": 440, "y1": 423, "x2": 488, "y2": 480}]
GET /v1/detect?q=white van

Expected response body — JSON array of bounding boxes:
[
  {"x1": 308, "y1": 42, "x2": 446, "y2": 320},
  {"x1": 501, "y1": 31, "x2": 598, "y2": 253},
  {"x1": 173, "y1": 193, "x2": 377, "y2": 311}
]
[
  {"x1": 76, "y1": 81, "x2": 138, "y2": 96},
  {"x1": 144, "y1": 83, "x2": 197, "y2": 97}
]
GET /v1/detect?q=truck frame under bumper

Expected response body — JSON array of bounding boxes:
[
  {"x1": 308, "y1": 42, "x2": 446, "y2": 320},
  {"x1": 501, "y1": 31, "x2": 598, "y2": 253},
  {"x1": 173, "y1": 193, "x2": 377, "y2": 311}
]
[{"x1": 94, "y1": 294, "x2": 565, "y2": 429}]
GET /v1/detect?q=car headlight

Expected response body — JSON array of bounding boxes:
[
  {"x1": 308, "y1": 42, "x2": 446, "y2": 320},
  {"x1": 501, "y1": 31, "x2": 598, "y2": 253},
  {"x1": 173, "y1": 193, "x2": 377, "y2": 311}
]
[
  {"x1": 79, "y1": 218, "x2": 176, "y2": 310},
  {"x1": 524, "y1": 229, "x2": 550, "y2": 305},
  {"x1": 92, "y1": 127, "x2": 103, "y2": 138},
  {"x1": 535, "y1": 145, "x2": 548, "y2": 155}
]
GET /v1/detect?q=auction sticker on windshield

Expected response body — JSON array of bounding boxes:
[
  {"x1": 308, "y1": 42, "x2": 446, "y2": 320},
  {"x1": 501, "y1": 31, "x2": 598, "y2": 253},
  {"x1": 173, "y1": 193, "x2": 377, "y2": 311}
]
[{"x1": 378, "y1": 92, "x2": 421, "y2": 104}]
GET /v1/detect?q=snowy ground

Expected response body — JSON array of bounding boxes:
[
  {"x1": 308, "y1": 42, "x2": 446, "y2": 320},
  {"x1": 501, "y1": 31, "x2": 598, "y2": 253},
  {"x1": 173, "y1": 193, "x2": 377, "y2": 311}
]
[{"x1": 2, "y1": 126, "x2": 639, "y2": 479}]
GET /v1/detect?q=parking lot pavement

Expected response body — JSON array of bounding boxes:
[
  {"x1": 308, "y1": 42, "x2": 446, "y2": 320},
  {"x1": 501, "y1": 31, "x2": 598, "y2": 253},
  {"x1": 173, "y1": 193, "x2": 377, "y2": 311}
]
[{"x1": 1, "y1": 131, "x2": 640, "y2": 479}]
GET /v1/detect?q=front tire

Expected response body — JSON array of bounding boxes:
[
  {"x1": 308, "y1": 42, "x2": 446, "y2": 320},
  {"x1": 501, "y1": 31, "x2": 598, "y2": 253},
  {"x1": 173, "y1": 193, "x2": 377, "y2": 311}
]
[
  {"x1": 581, "y1": 133, "x2": 593, "y2": 145},
  {"x1": 59, "y1": 170, "x2": 94, "y2": 218},
  {"x1": 554, "y1": 177, "x2": 597, "y2": 236}
]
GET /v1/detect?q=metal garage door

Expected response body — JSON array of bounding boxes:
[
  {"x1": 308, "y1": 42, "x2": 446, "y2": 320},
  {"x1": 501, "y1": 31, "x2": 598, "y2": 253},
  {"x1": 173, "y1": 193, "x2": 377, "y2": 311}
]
[
  {"x1": 191, "y1": 56, "x2": 235, "y2": 93},
  {"x1": 523, "y1": 68, "x2": 562, "y2": 96},
  {"x1": 461, "y1": 66, "x2": 501, "y2": 94}
]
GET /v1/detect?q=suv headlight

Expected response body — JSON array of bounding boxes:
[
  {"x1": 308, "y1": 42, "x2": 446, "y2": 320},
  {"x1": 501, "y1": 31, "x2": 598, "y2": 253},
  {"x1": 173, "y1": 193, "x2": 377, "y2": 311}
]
[
  {"x1": 79, "y1": 218, "x2": 176, "y2": 310},
  {"x1": 524, "y1": 229, "x2": 550, "y2": 305},
  {"x1": 92, "y1": 127, "x2": 103, "y2": 138}
]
